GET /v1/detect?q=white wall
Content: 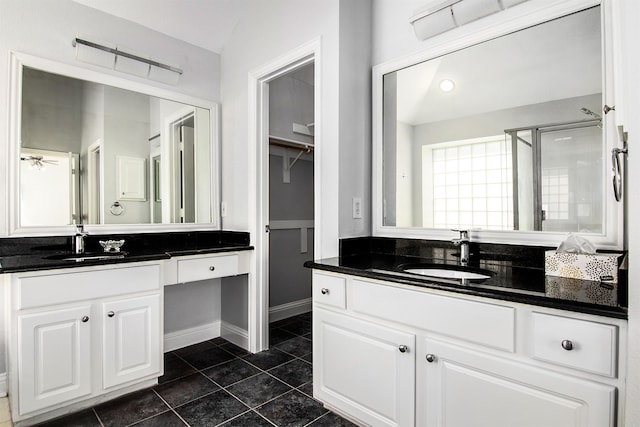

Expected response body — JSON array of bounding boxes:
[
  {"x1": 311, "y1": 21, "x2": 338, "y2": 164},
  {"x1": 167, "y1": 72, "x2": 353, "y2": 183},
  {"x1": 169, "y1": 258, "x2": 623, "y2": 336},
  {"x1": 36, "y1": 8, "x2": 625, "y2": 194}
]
[
  {"x1": 0, "y1": 0, "x2": 221, "y2": 380},
  {"x1": 220, "y1": 0, "x2": 372, "y2": 258}
]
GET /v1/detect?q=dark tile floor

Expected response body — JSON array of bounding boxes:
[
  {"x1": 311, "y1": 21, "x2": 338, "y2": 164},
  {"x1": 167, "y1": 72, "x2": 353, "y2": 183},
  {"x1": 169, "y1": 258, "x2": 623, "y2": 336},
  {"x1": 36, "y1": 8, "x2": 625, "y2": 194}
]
[{"x1": 35, "y1": 313, "x2": 357, "y2": 427}]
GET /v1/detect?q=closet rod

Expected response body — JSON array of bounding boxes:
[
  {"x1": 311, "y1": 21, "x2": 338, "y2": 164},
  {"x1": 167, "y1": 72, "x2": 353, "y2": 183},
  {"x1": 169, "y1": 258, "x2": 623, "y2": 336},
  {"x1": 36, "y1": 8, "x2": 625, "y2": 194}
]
[{"x1": 269, "y1": 136, "x2": 314, "y2": 152}]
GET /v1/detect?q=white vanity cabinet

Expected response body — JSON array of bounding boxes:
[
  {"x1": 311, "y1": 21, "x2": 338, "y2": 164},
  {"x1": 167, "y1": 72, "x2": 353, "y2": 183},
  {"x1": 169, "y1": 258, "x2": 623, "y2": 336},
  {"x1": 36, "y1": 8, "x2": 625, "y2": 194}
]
[
  {"x1": 312, "y1": 271, "x2": 626, "y2": 427},
  {"x1": 421, "y1": 339, "x2": 616, "y2": 427},
  {"x1": 8, "y1": 262, "x2": 163, "y2": 422},
  {"x1": 314, "y1": 308, "x2": 415, "y2": 427},
  {"x1": 17, "y1": 304, "x2": 93, "y2": 414}
]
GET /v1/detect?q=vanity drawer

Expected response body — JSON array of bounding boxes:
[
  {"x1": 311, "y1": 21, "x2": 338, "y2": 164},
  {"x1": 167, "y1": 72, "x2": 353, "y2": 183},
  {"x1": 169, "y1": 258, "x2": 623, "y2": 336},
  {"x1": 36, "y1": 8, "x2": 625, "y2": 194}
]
[
  {"x1": 350, "y1": 279, "x2": 515, "y2": 352},
  {"x1": 531, "y1": 312, "x2": 618, "y2": 377},
  {"x1": 312, "y1": 273, "x2": 346, "y2": 309},
  {"x1": 15, "y1": 264, "x2": 161, "y2": 310},
  {"x1": 177, "y1": 254, "x2": 239, "y2": 283}
]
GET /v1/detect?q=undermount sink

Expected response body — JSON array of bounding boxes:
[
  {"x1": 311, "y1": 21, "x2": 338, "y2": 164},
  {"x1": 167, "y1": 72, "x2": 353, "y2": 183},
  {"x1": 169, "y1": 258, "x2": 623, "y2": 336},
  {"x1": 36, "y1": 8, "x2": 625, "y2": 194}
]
[
  {"x1": 398, "y1": 264, "x2": 494, "y2": 281},
  {"x1": 44, "y1": 252, "x2": 127, "y2": 262}
]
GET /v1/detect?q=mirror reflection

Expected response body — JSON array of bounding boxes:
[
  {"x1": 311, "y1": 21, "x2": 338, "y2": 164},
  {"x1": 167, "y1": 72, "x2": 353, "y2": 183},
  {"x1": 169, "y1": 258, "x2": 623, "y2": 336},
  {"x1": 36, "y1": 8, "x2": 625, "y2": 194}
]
[
  {"x1": 20, "y1": 67, "x2": 214, "y2": 227},
  {"x1": 383, "y1": 6, "x2": 604, "y2": 234}
]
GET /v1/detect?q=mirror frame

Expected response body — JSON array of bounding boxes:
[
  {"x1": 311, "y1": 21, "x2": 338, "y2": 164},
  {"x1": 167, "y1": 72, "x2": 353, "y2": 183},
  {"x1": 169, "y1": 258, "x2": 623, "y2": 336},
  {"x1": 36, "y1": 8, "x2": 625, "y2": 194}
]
[
  {"x1": 6, "y1": 51, "x2": 220, "y2": 236},
  {"x1": 372, "y1": 0, "x2": 624, "y2": 249}
]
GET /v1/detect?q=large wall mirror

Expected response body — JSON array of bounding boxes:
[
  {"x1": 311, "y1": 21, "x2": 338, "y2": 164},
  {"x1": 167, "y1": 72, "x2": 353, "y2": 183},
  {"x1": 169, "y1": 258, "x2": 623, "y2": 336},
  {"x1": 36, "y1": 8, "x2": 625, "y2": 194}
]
[
  {"x1": 374, "y1": 2, "x2": 623, "y2": 248},
  {"x1": 9, "y1": 53, "x2": 219, "y2": 234}
]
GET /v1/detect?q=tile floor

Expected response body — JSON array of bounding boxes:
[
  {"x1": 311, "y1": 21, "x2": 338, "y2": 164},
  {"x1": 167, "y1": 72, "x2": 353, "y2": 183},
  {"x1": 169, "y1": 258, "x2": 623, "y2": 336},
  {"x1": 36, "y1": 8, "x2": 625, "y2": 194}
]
[{"x1": 31, "y1": 313, "x2": 357, "y2": 427}]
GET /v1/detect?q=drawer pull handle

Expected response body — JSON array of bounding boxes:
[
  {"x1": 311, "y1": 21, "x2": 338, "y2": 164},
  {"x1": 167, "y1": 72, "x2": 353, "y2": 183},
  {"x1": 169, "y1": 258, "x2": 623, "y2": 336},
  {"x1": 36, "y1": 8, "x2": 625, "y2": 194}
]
[
  {"x1": 321, "y1": 288, "x2": 330, "y2": 295},
  {"x1": 561, "y1": 340, "x2": 574, "y2": 351},
  {"x1": 398, "y1": 345, "x2": 408, "y2": 353},
  {"x1": 209, "y1": 266, "x2": 216, "y2": 271},
  {"x1": 81, "y1": 316, "x2": 89, "y2": 323},
  {"x1": 107, "y1": 311, "x2": 115, "y2": 318},
  {"x1": 425, "y1": 354, "x2": 436, "y2": 363}
]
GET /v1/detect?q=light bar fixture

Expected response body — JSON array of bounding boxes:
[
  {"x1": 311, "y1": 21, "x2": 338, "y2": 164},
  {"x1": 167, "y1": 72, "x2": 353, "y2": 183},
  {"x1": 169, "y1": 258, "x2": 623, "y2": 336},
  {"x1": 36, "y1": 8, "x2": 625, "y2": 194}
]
[
  {"x1": 73, "y1": 38, "x2": 183, "y2": 85},
  {"x1": 409, "y1": 0, "x2": 528, "y2": 41}
]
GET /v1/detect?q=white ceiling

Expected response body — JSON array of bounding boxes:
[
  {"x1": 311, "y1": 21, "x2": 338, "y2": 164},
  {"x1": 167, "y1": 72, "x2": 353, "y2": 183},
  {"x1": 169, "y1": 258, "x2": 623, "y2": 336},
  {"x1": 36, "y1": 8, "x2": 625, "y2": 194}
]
[{"x1": 72, "y1": 0, "x2": 250, "y2": 54}]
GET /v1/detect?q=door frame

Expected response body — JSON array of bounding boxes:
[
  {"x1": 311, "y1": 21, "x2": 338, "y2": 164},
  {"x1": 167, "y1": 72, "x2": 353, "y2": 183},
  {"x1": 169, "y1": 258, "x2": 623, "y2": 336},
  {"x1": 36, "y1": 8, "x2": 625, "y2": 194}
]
[{"x1": 248, "y1": 38, "x2": 321, "y2": 352}]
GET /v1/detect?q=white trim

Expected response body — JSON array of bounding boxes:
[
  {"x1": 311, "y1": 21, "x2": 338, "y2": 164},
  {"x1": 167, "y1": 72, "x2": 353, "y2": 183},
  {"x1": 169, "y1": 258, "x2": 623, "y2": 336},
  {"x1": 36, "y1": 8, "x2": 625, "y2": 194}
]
[
  {"x1": 220, "y1": 321, "x2": 249, "y2": 350},
  {"x1": 372, "y1": 0, "x2": 623, "y2": 250},
  {"x1": 0, "y1": 372, "x2": 7, "y2": 397},
  {"x1": 6, "y1": 51, "x2": 221, "y2": 236},
  {"x1": 269, "y1": 298, "x2": 312, "y2": 323},
  {"x1": 163, "y1": 321, "x2": 221, "y2": 352},
  {"x1": 248, "y1": 38, "x2": 321, "y2": 353}
]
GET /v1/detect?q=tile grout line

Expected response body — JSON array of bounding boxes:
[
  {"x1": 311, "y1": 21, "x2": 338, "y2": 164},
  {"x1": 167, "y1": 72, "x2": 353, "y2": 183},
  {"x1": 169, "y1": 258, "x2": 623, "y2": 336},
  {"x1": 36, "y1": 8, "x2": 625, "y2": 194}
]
[
  {"x1": 150, "y1": 389, "x2": 192, "y2": 427},
  {"x1": 92, "y1": 407, "x2": 106, "y2": 427}
]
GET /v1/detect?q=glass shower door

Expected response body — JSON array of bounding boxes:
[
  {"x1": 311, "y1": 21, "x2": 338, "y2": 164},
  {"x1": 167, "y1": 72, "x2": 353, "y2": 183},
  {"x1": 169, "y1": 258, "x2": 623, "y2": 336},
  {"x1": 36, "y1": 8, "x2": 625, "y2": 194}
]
[{"x1": 539, "y1": 124, "x2": 603, "y2": 233}]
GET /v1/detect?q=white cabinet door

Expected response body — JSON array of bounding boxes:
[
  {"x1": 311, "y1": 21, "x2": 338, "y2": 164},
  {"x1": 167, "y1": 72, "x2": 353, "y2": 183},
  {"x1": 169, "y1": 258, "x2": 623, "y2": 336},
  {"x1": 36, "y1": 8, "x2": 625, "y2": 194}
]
[
  {"x1": 421, "y1": 338, "x2": 616, "y2": 427},
  {"x1": 314, "y1": 308, "x2": 415, "y2": 427},
  {"x1": 102, "y1": 294, "x2": 161, "y2": 389},
  {"x1": 18, "y1": 305, "x2": 92, "y2": 415}
]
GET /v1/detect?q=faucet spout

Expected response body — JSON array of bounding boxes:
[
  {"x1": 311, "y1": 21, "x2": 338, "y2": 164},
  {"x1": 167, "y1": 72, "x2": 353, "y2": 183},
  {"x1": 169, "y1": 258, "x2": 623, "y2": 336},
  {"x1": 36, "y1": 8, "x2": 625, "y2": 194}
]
[
  {"x1": 451, "y1": 229, "x2": 470, "y2": 266},
  {"x1": 74, "y1": 225, "x2": 88, "y2": 254}
]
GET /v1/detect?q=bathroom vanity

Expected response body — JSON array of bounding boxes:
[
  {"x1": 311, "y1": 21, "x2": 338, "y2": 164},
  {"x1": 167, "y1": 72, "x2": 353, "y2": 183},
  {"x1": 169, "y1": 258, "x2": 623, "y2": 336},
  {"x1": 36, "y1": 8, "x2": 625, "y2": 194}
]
[
  {"x1": 0, "y1": 231, "x2": 253, "y2": 426},
  {"x1": 307, "y1": 239, "x2": 627, "y2": 427}
]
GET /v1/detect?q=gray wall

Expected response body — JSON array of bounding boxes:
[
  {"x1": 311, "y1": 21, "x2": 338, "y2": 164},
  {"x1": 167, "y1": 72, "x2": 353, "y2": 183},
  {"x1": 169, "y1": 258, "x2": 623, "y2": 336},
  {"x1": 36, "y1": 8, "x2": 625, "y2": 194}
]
[
  {"x1": 269, "y1": 154, "x2": 314, "y2": 308},
  {"x1": 164, "y1": 280, "x2": 221, "y2": 333},
  {"x1": 103, "y1": 87, "x2": 151, "y2": 224},
  {"x1": 21, "y1": 68, "x2": 83, "y2": 153}
]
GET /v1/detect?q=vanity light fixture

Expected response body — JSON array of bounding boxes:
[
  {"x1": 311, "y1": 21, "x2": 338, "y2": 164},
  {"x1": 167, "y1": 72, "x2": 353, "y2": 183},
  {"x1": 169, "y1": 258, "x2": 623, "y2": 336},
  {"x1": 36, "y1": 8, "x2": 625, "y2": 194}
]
[
  {"x1": 410, "y1": 0, "x2": 529, "y2": 41},
  {"x1": 72, "y1": 38, "x2": 183, "y2": 85},
  {"x1": 439, "y1": 78, "x2": 456, "y2": 92}
]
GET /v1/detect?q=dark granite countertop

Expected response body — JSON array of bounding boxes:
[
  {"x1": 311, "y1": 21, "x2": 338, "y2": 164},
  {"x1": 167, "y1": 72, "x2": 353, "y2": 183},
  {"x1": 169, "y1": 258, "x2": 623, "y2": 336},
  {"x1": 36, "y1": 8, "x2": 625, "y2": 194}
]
[
  {"x1": 305, "y1": 237, "x2": 627, "y2": 320},
  {"x1": 0, "y1": 230, "x2": 253, "y2": 273}
]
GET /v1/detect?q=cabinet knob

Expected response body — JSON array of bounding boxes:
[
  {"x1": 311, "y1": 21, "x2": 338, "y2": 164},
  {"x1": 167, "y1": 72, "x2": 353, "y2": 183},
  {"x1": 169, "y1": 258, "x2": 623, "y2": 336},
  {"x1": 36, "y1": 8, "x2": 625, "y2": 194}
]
[
  {"x1": 561, "y1": 340, "x2": 574, "y2": 351},
  {"x1": 209, "y1": 266, "x2": 216, "y2": 271},
  {"x1": 107, "y1": 311, "x2": 115, "y2": 318},
  {"x1": 425, "y1": 354, "x2": 436, "y2": 363},
  {"x1": 398, "y1": 345, "x2": 408, "y2": 353},
  {"x1": 321, "y1": 288, "x2": 329, "y2": 295},
  {"x1": 81, "y1": 316, "x2": 89, "y2": 323}
]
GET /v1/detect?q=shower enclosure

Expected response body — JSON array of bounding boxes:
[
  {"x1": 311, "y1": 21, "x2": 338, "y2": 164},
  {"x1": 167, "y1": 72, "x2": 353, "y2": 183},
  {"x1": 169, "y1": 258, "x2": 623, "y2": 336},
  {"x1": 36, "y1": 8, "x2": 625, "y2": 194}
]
[{"x1": 506, "y1": 119, "x2": 603, "y2": 233}]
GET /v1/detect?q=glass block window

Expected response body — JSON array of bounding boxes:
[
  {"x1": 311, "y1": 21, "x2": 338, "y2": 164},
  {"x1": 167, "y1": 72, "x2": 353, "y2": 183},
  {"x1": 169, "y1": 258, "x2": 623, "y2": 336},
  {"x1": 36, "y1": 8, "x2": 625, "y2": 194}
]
[
  {"x1": 430, "y1": 136, "x2": 514, "y2": 230},
  {"x1": 541, "y1": 168, "x2": 569, "y2": 220}
]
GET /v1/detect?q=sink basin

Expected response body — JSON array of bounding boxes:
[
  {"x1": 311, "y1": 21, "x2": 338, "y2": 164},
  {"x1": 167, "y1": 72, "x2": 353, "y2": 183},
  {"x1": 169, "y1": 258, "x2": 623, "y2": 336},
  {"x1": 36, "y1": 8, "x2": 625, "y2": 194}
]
[
  {"x1": 44, "y1": 252, "x2": 127, "y2": 262},
  {"x1": 397, "y1": 264, "x2": 494, "y2": 281}
]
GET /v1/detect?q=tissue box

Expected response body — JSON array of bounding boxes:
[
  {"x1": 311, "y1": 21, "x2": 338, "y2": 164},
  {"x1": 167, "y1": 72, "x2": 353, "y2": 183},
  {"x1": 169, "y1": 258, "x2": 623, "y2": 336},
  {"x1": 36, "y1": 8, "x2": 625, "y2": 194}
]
[{"x1": 544, "y1": 251, "x2": 622, "y2": 283}]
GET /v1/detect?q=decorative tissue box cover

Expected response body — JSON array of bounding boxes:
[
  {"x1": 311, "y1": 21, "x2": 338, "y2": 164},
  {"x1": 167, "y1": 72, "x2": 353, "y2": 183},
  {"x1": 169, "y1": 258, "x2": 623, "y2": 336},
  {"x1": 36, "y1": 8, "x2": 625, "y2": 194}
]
[{"x1": 544, "y1": 250, "x2": 622, "y2": 283}]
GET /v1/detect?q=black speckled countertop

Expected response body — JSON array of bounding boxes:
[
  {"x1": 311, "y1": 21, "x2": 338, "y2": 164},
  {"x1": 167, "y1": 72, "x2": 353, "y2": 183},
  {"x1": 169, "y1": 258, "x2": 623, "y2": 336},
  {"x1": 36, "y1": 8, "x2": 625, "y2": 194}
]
[
  {"x1": 0, "y1": 230, "x2": 253, "y2": 273},
  {"x1": 305, "y1": 237, "x2": 627, "y2": 320}
]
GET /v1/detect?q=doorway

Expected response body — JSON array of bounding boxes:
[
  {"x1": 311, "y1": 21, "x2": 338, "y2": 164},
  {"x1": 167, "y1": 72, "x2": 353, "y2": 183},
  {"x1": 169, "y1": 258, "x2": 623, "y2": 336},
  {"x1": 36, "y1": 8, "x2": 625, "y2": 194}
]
[
  {"x1": 249, "y1": 39, "x2": 320, "y2": 353},
  {"x1": 267, "y1": 63, "x2": 315, "y2": 344}
]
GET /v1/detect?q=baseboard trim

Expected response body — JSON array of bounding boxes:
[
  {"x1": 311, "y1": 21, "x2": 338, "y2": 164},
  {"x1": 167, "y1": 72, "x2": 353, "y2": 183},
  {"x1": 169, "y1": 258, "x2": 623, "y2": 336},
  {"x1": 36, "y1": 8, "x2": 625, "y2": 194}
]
[
  {"x1": 164, "y1": 321, "x2": 221, "y2": 352},
  {"x1": 0, "y1": 372, "x2": 6, "y2": 397},
  {"x1": 221, "y1": 321, "x2": 249, "y2": 350},
  {"x1": 269, "y1": 298, "x2": 312, "y2": 322}
]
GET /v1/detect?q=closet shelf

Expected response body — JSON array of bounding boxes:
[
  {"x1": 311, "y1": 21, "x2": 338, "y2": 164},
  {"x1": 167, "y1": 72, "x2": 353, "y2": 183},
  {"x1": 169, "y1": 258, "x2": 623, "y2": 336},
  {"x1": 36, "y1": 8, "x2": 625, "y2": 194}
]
[{"x1": 269, "y1": 135, "x2": 314, "y2": 153}]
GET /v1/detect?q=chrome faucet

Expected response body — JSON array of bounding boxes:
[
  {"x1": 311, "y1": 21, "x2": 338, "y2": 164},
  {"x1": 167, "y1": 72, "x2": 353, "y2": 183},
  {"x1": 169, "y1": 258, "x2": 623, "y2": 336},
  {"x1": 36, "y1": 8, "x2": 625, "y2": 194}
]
[
  {"x1": 452, "y1": 229, "x2": 470, "y2": 266},
  {"x1": 74, "y1": 224, "x2": 88, "y2": 254}
]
